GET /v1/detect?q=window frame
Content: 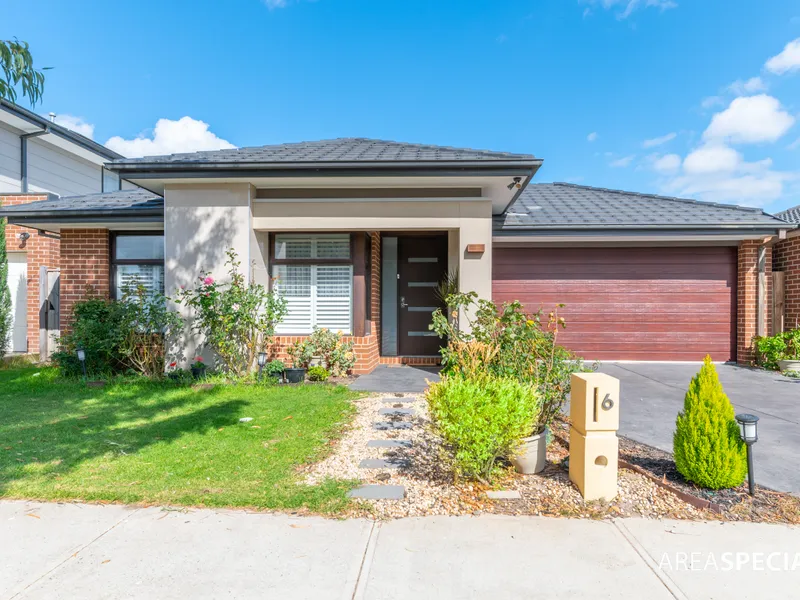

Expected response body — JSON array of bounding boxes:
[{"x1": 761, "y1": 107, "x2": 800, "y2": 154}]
[
  {"x1": 269, "y1": 233, "x2": 355, "y2": 335},
  {"x1": 110, "y1": 231, "x2": 165, "y2": 301}
]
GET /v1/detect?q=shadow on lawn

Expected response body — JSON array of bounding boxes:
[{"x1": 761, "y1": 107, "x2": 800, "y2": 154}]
[{"x1": 0, "y1": 379, "x2": 246, "y2": 495}]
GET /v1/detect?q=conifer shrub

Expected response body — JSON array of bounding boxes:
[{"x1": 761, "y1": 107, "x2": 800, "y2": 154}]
[{"x1": 673, "y1": 356, "x2": 747, "y2": 489}]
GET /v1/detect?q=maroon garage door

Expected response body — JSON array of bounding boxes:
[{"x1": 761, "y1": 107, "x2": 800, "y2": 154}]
[{"x1": 492, "y1": 247, "x2": 737, "y2": 362}]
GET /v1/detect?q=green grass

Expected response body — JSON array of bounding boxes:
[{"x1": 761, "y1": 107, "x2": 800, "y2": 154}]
[{"x1": 0, "y1": 367, "x2": 360, "y2": 513}]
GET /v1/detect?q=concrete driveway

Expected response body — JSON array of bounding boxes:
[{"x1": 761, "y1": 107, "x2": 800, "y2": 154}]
[{"x1": 600, "y1": 363, "x2": 800, "y2": 494}]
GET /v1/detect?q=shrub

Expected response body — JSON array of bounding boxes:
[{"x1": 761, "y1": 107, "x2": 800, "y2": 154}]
[
  {"x1": 753, "y1": 328, "x2": 800, "y2": 370},
  {"x1": 174, "y1": 249, "x2": 287, "y2": 376},
  {"x1": 265, "y1": 359, "x2": 286, "y2": 379},
  {"x1": 426, "y1": 373, "x2": 541, "y2": 482},
  {"x1": 307, "y1": 365, "x2": 330, "y2": 382},
  {"x1": 430, "y1": 292, "x2": 588, "y2": 435},
  {"x1": 53, "y1": 288, "x2": 182, "y2": 379},
  {"x1": 286, "y1": 328, "x2": 355, "y2": 376},
  {"x1": 673, "y1": 356, "x2": 747, "y2": 490}
]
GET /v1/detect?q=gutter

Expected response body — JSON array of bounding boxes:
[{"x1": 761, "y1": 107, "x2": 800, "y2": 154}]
[
  {"x1": 0, "y1": 208, "x2": 164, "y2": 220},
  {"x1": 20, "y1": 128, "x2": 50, "y2": 192}
]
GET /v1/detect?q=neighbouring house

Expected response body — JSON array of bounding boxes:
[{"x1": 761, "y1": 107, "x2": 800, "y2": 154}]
[
  {"x1": 0, "y1": 99, "x2": 126, "y2": 356},
  {"x1": 774, "y1": 204, "x2": 800, "y2": 331},
  {"x1": 0, "y1": 137, "x2": 794, "y2": 372}
]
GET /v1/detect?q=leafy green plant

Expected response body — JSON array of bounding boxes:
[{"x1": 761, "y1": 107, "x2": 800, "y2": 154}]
[
  {"x1": 265, "y1": 359, "x2": 286, "y2": 379},
  {"x1": 286, "y1": 328, "x2": 355, "y2": 376},
  {"x1": 307, "y1": 365, "x2": 330, "y2": 382},
  {"x1": 174, "y1": 249, "x2": 287, "y2": 377},
  {"x1": 0, "y1": 39, "x2": 49, "y2": 106},
  {"x1": 753, "y1": 328, "x2": 800, "y2": 370},
  {"x1": 434, "y1": 268, "x2": 459, "y2": 309},
  {"x1": 426, "y1": 373, "x2": 541, "y2": 483},
  {"x1": 430, "y1": 292, "x2": 588, "y2": 435},
  {"x1": 673, "y1": 356, "x2": 747, "y2": 490}
]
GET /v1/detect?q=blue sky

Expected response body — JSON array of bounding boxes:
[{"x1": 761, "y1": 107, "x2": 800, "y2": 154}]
[{"x1": 4, "y1": 0, "x2": 800, "y2": 212}]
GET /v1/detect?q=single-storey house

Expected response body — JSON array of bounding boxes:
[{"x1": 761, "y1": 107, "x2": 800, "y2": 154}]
[{"x1": 0, "y1": 138, "x2": 794, "y2": 372}]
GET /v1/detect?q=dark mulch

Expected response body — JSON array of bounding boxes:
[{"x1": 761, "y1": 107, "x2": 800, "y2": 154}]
[{"x1": 553, "y1": 416, "x2": 800, "y2": 524}]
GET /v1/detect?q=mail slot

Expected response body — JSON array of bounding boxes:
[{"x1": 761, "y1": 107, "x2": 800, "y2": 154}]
[{"x1": 569, "y1": 372, "x2": 621, "y2": 501}]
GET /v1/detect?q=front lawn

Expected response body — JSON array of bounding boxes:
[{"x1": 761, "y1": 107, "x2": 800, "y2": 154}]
[{"x1": 0, "y1": 367, "x2": 359, "y2": 513}]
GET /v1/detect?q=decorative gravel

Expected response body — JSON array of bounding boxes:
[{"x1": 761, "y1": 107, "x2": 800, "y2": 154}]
[{"x1": 303, "y1": 393, "x2": 765, "y2": 521}]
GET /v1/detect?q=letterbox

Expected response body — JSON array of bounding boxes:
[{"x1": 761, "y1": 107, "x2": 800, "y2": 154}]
[{"x1": 569, "y1": 372, "x2": 621, "y2": 502}]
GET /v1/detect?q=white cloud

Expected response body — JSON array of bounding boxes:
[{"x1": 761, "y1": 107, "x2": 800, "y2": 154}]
[
  {"x1": 609, "y1": 155, "x2": 635, "y2": 168},
  {"x1": 52, "y1": 114, "x2": 95, "y2": 139},
  {"x1": 765, "y1": 38, "x2": 800, "y2": 75},
  {"x1": 703, "y1": 95, "x2": 795, "y2": 144},
  {"x1": 727, "y1": 76, "x2": 767, "y2": 95},
  {"x1": 582, "y1": 0, "x2": 677, "y2": 19},
  {"x1": 642, "y1": 132, "x2": 676, "y2": 148},
  {"x1": 788, "y1": 137, "x2": 800, "y2": 151},
  {"x1": 652, "y1": 153, "x2": 681, "y2": 173},
  {"x1": 587, "y1": 132, "x2": 598, "y2": 142},
  {"x1": 683, "y1": 144, "x2": 741, "y2": 174},
  {"x1": 701, "y1": 96, "x2": 724, "y2": 109},
  {"x1": 105, "y1": 116, "x2": 236, "y2": 158}
]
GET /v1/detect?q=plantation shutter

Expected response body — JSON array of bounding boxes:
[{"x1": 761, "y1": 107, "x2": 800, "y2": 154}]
[
  {"x1": 115, "y1": 264, "x2": 165, "y2": 299},
  {"x1": 273, "y1": 234, "x2": 352, "y2": 334}
]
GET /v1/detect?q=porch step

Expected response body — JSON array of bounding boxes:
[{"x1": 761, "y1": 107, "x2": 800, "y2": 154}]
[
  {"x1": 359, "y1": 458, "x2": 410, "y2": 469},
  {"x1": 373, "y1": 421, "x2": 413, "y2": 431},
  {"x1": 378, "y1": 408, "x2": 415, "y2": 416},
  {"x1": 367, "y1": 439, "x2": 412, "y2": 448},
  {"x1": 347, "y1": 485, "x2": 406, "y2": 500}
]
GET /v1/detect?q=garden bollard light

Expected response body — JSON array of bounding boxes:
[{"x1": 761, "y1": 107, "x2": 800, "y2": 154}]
[
  {"x1": 257, "y1": 352, "x2": 268, "y2": 380},
  {"x1": 735, "y1": 413, "x2": 759, "y2": 496},
  {"x1": 76, "y1": 348, "x2": 87, "y2": 381},
  {"x1": 569, "y1": 373, "x2": 621, "y2": 501}
]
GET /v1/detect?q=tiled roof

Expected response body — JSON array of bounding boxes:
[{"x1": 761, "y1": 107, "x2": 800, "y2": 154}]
[
  {"x1": 109, "y1": 138, "x2": 536, "y2": 166},
  {"x1": 776, "y1": 204, "x2": 800, "y2": 224},
  {"x1": 0, "y1": 189, "x2": 163, "y2": 216},
  {"x1": 497, "y1": 183, "x2": 791, "y2": 230}
]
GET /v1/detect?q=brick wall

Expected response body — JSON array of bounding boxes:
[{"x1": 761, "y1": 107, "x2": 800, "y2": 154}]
[
  {"x1": 737, "y1": 240, "x2": 773, "y2": 365},
  {"x1": 773, "y1": 235, "x2": 800, "y2": 331},
  {"x1": 59, "y1": 229, "x2": 110, "y2": 331},
  {"x1": 1, "y1": 194, "x2": 60, "y2": 355},
  {"x1": 271, "y1": 232, "x2": 382, "y2": 375}
]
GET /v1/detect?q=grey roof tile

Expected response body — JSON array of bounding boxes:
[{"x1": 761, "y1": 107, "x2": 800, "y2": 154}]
[
  {"x1": 497, "y1": 183, "x2": 791, "y2": 231},
  {"x1": 110, "y1": 138, "x2": 535, "y2": 165},
  {"x1": 776, "y1": 204, "x2": 800, "y2": 224},
  {"x1": 0, "y1": 189, "x2": 163, "y2": 215}
]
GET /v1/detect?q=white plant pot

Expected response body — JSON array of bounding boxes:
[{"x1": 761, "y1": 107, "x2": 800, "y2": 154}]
[
  {"x1": 511, "y1": 429, "x2": 548, "y2": 474},
  {"x1": 778, "y1": 359, "x2": 800, "y2": 373}
]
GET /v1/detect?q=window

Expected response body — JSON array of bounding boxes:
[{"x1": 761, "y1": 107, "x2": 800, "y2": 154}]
[
  {"x1": 271, "y1": 234, "x2": 352, "y2": 334},
  {"x1": 112, "y1": 233, "x2": 165, "y2": 300},
  {"x1": 102, "y1": 168, "x2": 121, "y2": 193}
]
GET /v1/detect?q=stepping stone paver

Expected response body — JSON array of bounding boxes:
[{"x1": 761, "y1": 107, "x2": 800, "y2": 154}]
[
  {"x1": 373, "y1": 421, "x2": 412, "y2": 430},
  {"x1": 367, "y1": 439, "x2": 412, "y2": 448},
  {"x1": 378, "y1": 408, "x2": 415, "y2": 416},
  {"x1": 486, "y1": 490, "x2": 522, "y2": 500},
  {"x1": 359, "y1": 458, "x2": 410, "y2": 469},
  {"x1": 380, "y1": 397, "x2": 417, "y2": 403},
  {"x1": 347, "y1": 485, "x2": 406, "y2": 500}
]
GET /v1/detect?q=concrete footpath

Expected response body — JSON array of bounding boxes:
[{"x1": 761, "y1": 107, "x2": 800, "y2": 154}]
[{"x1": 2, "y1": 501, "x2": 798, "y2": 600}]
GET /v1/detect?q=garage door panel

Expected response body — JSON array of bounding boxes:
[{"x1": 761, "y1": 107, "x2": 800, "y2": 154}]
[{"x1": 492, "y1": 246, "x2": 736, "y2": 362}]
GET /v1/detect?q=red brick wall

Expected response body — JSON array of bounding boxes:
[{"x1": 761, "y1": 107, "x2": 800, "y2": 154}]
[
  {"x1": 271, "y1": 232, "x2": 382, "y2": 375},
  {"x1": 59, "y1": 229, "x2": 110, "y2": 331},
  {"x1": 737, "y1": 240, "x2": 773, "y2": 365},
  {"x1": 774, "y1": 235, "x2": 800, "y2": 331},
  {"x1": 1, "y1": 194, "x2": 60, "y2": 355}
]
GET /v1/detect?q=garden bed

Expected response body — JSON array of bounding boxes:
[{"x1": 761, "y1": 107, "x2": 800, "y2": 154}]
[{"x1": 308, "y1": 393, "x2": 800, "y2": 523}]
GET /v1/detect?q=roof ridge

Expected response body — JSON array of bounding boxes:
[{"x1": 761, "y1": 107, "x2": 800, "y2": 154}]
[{"x1": 548, "y1": 182, "x2": 766, "y2": 215}]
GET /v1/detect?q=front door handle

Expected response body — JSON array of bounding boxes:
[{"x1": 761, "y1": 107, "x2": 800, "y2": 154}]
[{"x1": 400, "y1": 296, "x2": 408, "y2": 309}]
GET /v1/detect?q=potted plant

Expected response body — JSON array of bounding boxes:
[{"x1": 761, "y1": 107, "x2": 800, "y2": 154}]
[
  {"x1": 755, "y1": 328, "x2": 800, "y2": 373},
  {"x1": 190, "y1": 356, "x2": 207, "y2": 379},
  {"x1": 285, "y1": 340, "x2": 313, "y2": 383},
  {"x1": 778, "y1": 329, "x2": 800, "y2": 374},
  {"x1": 265, "y1": 359, "x2": 286, "y2": 382}
]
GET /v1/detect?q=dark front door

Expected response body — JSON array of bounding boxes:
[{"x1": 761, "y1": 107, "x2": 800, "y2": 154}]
[{"x1": 397, "y1": 234, "x2": 448, "y2": 356}]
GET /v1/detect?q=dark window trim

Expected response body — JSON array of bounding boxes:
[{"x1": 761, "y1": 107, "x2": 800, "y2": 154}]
[
  {"x1": 110, "y1": 231, "x2": 165, "y2": 300},
  {"x1": 268, "y1": 232, "x2": 359, "y2": 336}
]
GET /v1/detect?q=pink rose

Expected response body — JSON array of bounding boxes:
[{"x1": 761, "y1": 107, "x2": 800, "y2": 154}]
[{"x1": 203, "y1": 276, "x2": 214, "y2": 285}]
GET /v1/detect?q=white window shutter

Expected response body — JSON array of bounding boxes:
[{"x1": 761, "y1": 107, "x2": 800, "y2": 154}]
[
  {"x1": 116, "y1": 265, "x2": 165, "y2": 299},
  {"x1": 314, "y1": 265, "x2": 352, "y2": 333},
  {"x1": 273, "y1": 265, "x2": 313, "y2": 334}
]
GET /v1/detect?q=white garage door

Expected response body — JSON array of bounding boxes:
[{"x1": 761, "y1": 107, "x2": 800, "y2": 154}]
[{"x1": 7, "y1": 253, "x2": 27, "y2": 353}]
